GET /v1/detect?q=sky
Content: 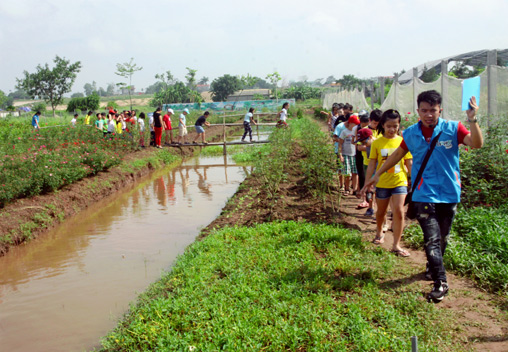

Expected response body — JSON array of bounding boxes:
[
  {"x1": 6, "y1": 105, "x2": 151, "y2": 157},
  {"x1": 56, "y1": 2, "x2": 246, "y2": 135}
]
[{"x1": 1, "y1": 0, "x2": 507, "y2": 95}]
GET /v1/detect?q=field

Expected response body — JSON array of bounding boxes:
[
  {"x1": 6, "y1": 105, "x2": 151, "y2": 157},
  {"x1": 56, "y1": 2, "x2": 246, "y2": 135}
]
[
  {"x1": 1, "y1": 104, "x2": 507, "y2": 350},
  {"x1": 97, "y1": 117, "x2": 508, "y2": 351}
]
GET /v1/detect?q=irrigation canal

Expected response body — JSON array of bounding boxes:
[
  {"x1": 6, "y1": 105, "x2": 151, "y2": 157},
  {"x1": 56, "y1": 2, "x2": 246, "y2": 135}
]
[{"x1": 0, "y1": 147, "x2": 258, "y2": 351}]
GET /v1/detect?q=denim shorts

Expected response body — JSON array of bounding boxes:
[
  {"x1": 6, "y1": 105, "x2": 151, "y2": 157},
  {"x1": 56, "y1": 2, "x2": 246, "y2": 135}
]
[
  {"x1": 195, "y1": 125, "x2": 205, "y2": 134},
  {"x1": 376, "y1": 186, "x2": 408, "y2": 200}
]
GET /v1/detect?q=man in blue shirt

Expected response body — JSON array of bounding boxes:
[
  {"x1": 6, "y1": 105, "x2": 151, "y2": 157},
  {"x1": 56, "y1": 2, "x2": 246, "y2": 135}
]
[{"x1": 362, "y1": 90, "x2": 483, "y2": 303}]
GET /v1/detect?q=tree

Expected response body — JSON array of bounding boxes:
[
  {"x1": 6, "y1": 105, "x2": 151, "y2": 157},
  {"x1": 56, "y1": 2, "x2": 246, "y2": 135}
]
[
  {"x1": 325, "y1": 75, "x2": 336, "y2": 85},
  {"x1": 83, "y1": 81, "x2": 97, "y2": 96},
  {"x1": 0, "y1": 90, "x2": 13, "y2": 109},
  {"x1": 185, "y1": 67, "x2": 198, "y2": 91},
  {"x1": 106, "y1": 82, "x2": 115, "y2": 96},
  {"x1": 198, "y1": 76, "x2": 209, "y2": 85},
  {"x1": 337, "y1": 74, "x2": 363, "y2": 90},
  {"x1": 71, "y1": 92, "x2": 85, "y2": 98},
  {"x1": 420, "y1": 65, "x2": 440, "y2": 83},
  {"x1": 210, "y1": 74, "x2": 242, "y2": 102},
  {"x1": 115, "y1": 58, "x2": 143, "y2": 110},
  {"x1": 97, "y1": 87, "x2": 107, "y2": 97},
  {"x1": 266, "y1": 72, "x2": 282, "y2": 102},
  {"x1": 16, "y1": 55, "x2": 81, "y2": 116},
  {"x1": 8, "y1": 89, "x2": 30, "y2": 100}
]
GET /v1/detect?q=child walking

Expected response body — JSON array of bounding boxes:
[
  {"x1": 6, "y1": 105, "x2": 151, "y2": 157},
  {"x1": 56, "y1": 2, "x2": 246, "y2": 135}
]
[
  {"x1": 335, "y1": 115, "x2": 360, "y2": 195},
  {"x1": 363, "y1": 109, "x2": 412, "y2": 257}
]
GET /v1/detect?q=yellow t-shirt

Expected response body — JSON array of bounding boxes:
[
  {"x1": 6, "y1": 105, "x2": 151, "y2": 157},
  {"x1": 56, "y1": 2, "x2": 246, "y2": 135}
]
[
  {"x1": 84, "y1": 115, "x2": 91, "y2": 125},
  {"x1": 369, "y1": 135, "x2": 412, "y2": 188}
]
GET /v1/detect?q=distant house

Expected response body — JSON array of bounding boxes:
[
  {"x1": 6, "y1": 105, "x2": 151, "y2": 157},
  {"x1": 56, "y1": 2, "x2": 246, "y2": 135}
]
[{"x1": 227, "y1": 89, "x2": 271, "y2": 101}]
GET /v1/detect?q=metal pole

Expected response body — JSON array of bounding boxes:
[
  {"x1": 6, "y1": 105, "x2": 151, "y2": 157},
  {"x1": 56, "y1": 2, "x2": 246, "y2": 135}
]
[
  {"x1": 441, "y1": 60, "x2": 448, "y2": 119},
  {"x1": 487, "y1": 49, "x2": 497, "y2": 127},
  {"x1": 411, "y1": 336, "x2": 418, "y2": 352}
]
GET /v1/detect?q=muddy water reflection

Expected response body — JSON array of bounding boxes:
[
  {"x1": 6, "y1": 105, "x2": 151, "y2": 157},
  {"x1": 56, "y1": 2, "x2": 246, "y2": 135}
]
[{"x1": 0, "y1": 155, "x2": 252, "y2": 352}]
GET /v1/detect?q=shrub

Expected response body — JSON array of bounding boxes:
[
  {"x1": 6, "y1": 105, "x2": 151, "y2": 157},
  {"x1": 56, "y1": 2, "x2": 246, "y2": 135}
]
[
  {"x1": 66, "y1": 93, "x2": 100, "y2": 113},
  {"x1": 32, "y1": 102, "x2": 47, "y2": 113},
  {"x1": 460, "y1": 123, "x2": 508, "y2": 208}
]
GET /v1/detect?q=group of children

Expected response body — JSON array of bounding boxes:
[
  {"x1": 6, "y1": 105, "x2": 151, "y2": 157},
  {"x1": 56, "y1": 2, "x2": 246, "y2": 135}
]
[{"x1": 322, "y1": 103, "x2": 412, "y2": 257}]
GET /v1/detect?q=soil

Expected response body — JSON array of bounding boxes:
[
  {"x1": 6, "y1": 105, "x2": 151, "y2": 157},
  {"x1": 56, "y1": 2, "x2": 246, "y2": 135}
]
[{"x1": 1, "y1": 117, "x2": 507, "y2": 351}]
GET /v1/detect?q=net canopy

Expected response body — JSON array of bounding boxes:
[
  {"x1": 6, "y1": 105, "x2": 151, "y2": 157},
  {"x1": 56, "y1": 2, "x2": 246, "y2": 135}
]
[
  {"x1": 322, "y1": 88, "x2": 369, "y2": 111},
  {"x1": 381, "y1": 66, "x2": 508, "y2": 124}
]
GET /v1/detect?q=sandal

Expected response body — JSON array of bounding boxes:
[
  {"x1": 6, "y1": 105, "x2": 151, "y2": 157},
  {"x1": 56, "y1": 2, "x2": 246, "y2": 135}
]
[
  {"x1": 372, "y1": 236, "x2": 385, "y2": 244},
  {"x1": 344, "y1": 191, "x2": 350, "y2": 196},
  {"x1": 391, "y1": 249, "x2": 410, "y2": 257}
]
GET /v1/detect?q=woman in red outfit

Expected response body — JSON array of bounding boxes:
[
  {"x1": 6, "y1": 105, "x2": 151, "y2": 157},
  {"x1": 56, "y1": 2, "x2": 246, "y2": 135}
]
[{"x1": 153, "y1": 106, "x2": 164, "y2": 149}]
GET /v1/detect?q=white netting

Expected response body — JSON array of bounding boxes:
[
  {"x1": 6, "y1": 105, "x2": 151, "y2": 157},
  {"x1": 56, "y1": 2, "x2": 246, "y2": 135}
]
[
  {"x1": 380, "y1": 65, "x2": 508, "y2": 124},
  {"x1": 323, "y1": 65, "x2": 508, "y2": 124},
  {"x1": 322, "y1": 88, "x2": 369, "y2": 110}
]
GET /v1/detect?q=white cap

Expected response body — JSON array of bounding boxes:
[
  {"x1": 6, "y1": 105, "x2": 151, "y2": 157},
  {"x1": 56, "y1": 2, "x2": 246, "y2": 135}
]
[{"x1": 167, "y1": 108, "x2": 174, "y2": 114}]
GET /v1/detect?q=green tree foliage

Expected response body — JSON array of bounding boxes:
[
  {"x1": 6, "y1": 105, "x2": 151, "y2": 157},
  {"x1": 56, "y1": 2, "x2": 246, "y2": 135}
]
[
  {"x1": 8, "y1": 89, "x2": 30, "y2": 100},
  {"x1": 115, "y1": 58, "x2": 143, "y2": 110},
  {"x1": 145, "y1": 81, "x2": 166, "y2": 94},
  {"x1": 106, "y1": 83, "x2": 115, "y2": 96},
  {"x1": 281, "y1": 86, "x2": 321, "y2": 101},
  {"x1": 0, "y1": 90, "x2": 13, "y2": 109},
  {"x1": 210, "y1": 74, "x2": 242, "y2": 102},
  {"x1": 66, "y1": 92, "x2": 100, "y2": 112},
  {"x1": 448, "y1": 62, "x2": 485, "y2": 79},
  {"x1": 266, "y1": 72, "x2": 282, "y2": 101},
  {"x1": 325, "y1": 75, "x2": 336, "y2": 85},
  {"x1": 16, "y1": 55, "x2": 82, "y2": 116},
  {"x1": 151, "y1": 82, "x2": 203, "y2": 107},
  {"x1": 420, "y1": 65, "x2": 440, "y2": 83},
  {"x1": 198, "y1": 76, "x2": 209, "y2": 85},
  {"x1": 83, "y1": 81, "x2": 97, "y2": 96},
  {"x1": 71, "y1": 92, "x2": 85, "y2": 98},
  {"x1": 185, "y1": 67, "x2": 198, "y2": 91},
  {"x1": 337, "y1": 74, "x2": 363, "y2": 89}
]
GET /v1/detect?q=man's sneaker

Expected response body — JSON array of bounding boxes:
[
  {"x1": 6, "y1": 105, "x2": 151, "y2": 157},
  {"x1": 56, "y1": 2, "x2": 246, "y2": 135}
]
[
  {"x1": 364, "y1": 208, "x2": 374, "y2": 217},
  {"x1": 427, "y1": 280, "x2": 449, "y2": 303}
]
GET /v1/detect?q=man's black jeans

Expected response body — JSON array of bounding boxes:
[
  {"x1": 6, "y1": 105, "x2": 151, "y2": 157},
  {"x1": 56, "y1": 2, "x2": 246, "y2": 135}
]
[{"x1": 414, "y1": 202, "x2": 458, "y2": 283}]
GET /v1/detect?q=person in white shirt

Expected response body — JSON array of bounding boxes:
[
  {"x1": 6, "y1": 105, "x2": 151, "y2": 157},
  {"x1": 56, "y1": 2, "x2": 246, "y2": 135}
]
[{"x1": 276, "y1": 102, "x2": 289, "y2": 128}]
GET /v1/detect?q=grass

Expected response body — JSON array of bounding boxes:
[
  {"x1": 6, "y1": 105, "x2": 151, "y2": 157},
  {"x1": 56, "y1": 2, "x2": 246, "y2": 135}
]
[{"x1": 99, "y1": 221, "x2": 461, "y2": 351}]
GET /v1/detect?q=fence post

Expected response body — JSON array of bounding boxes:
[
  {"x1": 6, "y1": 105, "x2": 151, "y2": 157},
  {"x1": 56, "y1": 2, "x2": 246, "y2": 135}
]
[
  {"x1": 379, "y1": 77, "x2": 385, "y2": 106},
  {"x1": 370, "y1": 81, "x2": 375, "y2": 110},
  {"x1": 441, "y1": 60, "x2": 448, "y2": 119},
  {"x1": 413, "y1": 67, "x2": 418, "y2": 113},
  {"x1": 393, "y1": 74, "x2": 398, "y2": 111},
  {"x1": 411, "y1": 336, "x2": 418, "y2": 352},
  {"x1": 487, "y1": 49, "x2": 498, "y2": 127}
]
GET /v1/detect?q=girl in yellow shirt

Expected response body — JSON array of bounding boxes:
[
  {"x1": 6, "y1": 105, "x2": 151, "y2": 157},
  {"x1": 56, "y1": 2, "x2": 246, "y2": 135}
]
[{"x1": 364, "y1": 109, "x2": 412, "y2": 257}]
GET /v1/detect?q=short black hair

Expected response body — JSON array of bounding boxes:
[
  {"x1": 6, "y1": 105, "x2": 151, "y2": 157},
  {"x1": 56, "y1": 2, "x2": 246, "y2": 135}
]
[
  {"x1": 344, "y1": 103, "x2": 353, "y2": 111},
  {"x1": 139, "y1": 112, "x2": 146, "y2": 119},
  {"x1": 204, "y1": 111, "x2": 210, "y2": 116},
  {"x1": 74, "y1": 113, "x2": 79, "y2": 117},
  {"x1": 377, "y1": 109, "x2": 401, "y2": 135},
  {"x1": 417, "y1": 90, "x2": 442, "y2": 107},
  {"x1": 249, "y1": 107, "x2": 255, "y2": 113},
  {"x1": 359, "y1": 115, "x2": 369, "y2": 124},
  {"x1": 369, "y1": 109, "x2": 382, "y2": 122},
  {"x1": 282, "y1": 102, "x2": 289, "y2": 109}
]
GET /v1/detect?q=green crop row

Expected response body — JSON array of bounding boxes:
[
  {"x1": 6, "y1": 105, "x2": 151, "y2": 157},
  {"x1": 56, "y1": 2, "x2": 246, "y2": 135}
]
[{"x1": 98, "y1": 221, "x2": 458, "y2": 352}]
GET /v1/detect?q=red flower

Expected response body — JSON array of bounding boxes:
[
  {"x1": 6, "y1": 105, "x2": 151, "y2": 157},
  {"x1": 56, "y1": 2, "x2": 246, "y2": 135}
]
[
  {"x1": 477, "y1": 189, "x2": 481, "y2": 192},
  {"x1": 407, "y1": 112, "x2": 411, "y2": 115},
  {"x1": 465, "y1": 148, "x2": 468, "y2": 151}
]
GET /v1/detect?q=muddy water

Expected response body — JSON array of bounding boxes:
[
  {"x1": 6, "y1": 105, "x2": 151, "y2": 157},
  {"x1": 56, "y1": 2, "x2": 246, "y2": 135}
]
[{"x1": 0, "y1": 155, "x2": 253, "y2": 352}]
